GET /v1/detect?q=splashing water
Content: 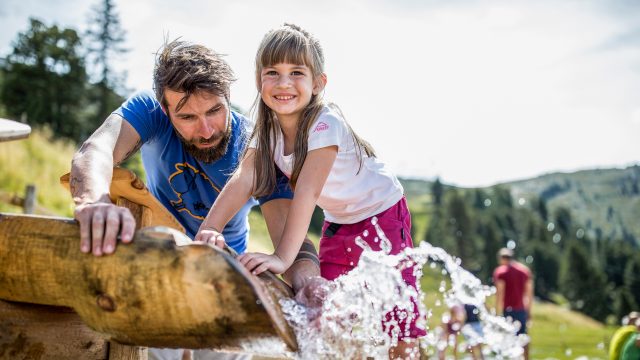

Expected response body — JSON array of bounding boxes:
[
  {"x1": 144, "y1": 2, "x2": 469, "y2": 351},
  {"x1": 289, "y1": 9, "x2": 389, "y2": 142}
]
[{"x1": 279, "y1": 218, "x2": 529, "y2": 359}]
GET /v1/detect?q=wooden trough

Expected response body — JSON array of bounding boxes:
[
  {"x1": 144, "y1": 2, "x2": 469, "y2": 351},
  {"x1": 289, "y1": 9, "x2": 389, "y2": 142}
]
[{"x1": 0, "y1": 168, "x2": 298, "y2": 359}]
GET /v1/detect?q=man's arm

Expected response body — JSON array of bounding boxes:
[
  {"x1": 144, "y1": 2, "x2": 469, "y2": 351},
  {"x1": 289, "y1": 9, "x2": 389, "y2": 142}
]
[
  {"x1": 71, "y1": 113, "x2": 142, "y2": 256},
  {"x1": 495, "y1": 279, "x2": 505, "y2": 316},
  {"x1": 259, "y1": 198, "x2": 320, "y2": 294}
]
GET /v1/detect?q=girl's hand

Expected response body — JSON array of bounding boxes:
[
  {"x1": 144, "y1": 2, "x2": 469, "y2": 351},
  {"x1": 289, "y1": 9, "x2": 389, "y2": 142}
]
[
  {"x1": 194, "y1": 226, "x2": 226, "y2": 249},
  {"x1": 238, "y1": 252, "x2": 288, "y2": 275}
]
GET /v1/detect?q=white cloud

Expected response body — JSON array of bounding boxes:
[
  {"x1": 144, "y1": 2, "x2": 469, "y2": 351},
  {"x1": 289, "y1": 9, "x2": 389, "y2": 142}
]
[{"x1": 1, "y1": 0, "x2": 639, "y2": 186}]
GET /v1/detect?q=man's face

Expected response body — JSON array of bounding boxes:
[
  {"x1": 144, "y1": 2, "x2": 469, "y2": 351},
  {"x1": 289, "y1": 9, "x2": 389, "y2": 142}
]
[{"x1": 163, "y1": 89, "x2": 231, "y2": 163}]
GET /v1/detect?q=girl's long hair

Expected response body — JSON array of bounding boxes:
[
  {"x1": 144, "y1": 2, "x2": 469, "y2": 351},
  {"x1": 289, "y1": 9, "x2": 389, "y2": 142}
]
[{"x1": 250, "y1": 24, "x2": 375, "y2": 197}]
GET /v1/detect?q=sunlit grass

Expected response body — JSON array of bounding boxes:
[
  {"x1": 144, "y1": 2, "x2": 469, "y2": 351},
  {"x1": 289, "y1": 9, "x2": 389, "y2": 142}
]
[{"x1": 0, "y1": 128, "x2": 75, "y2": 216}]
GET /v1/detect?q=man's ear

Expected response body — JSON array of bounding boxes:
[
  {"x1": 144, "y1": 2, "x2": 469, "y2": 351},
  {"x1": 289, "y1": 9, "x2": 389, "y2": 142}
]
[{"x1": 313, "y1": 73, "x2": 327, "y2": 95}]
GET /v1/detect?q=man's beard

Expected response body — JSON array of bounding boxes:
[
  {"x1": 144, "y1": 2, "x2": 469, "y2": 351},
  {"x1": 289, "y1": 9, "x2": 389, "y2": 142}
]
[{"x1": 175, "y1": 126, "x2": 231, "y2": 164}]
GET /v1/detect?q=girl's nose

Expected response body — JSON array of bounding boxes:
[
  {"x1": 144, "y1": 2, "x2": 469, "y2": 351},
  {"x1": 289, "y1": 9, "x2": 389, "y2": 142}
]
[{"x1": 276, "y1": 75, "x2": 292, "y2": 88}]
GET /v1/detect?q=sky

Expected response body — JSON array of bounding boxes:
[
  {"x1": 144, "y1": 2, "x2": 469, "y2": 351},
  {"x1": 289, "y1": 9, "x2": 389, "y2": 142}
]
[{"x1": 1, "y1": 0, "x2": 639, "y2": 187}]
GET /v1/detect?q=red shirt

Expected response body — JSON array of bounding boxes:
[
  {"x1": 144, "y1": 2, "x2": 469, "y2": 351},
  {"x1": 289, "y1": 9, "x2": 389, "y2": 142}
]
[{"x1": 493, "y1": 261, "x2": 530, "y2": 311}]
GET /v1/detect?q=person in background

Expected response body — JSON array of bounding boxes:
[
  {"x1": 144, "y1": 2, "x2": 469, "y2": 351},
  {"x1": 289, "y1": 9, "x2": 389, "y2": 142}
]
[
  {"x1": 493, "y1": 248, "x2": 533, "y2": 360},
  {"x1": 610, "y1": 312, "x2": 640, "y2": 360}
]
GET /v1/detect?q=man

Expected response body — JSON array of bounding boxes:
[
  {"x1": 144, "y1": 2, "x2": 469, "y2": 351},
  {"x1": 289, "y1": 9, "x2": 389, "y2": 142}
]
[
  {"x1": 493, "y1": 248, "x2": 533, "y2": 360},
  {"x1": 70, "y1": 40, "x2": 320, "y2": 358}
]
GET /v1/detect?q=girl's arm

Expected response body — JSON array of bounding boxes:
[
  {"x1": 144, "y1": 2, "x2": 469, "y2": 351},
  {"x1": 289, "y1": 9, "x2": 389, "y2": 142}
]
[
  {"x1": 238, "y1": 146, "x2": 337, "y2": 274},
  {"x1": 195, "y1": 148, "x2": 257, "y2": 247}
]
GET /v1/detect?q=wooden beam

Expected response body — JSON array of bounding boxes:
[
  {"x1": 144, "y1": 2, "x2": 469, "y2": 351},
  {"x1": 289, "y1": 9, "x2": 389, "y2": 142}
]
[
  {"x1": 0, "y1": 214, "x2": 297, "y2": 351},
  {"x1": 0, "y1": 300, "x2": 108, "y2": 359}
]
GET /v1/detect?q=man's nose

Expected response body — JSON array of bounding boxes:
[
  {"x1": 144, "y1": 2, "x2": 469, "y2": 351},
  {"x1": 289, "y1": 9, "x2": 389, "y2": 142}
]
[{"x1": 197, "y1": 117, "x2": 215, "y2": 138}]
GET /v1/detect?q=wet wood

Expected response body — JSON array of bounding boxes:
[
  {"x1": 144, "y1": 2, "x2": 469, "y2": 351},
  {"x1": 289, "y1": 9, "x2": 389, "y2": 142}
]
[{"x1": 0, "y1": 214, "x2": 297, "y2": 351}]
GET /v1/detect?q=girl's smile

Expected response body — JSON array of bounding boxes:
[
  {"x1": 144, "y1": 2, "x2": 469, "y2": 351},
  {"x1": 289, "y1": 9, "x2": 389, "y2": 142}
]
[{"x1": 260, "y1": 63, "x2": 323, "y2": 123}]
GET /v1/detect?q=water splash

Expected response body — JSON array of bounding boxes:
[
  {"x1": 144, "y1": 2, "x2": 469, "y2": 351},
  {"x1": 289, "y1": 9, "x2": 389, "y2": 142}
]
[{"x1": 280, "y1": 226, "x2": 529, "y2": 359}]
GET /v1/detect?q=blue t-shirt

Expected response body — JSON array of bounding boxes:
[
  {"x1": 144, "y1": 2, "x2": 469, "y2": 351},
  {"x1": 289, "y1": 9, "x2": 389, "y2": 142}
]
[{"x1": 114, "y1": 90, "x2": 292, "y2": 253}]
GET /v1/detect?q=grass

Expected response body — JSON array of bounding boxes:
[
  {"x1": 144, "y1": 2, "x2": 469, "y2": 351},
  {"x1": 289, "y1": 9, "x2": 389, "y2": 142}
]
[{"x1": 0, "y1": 128, "x2": 75, "y2": 216}]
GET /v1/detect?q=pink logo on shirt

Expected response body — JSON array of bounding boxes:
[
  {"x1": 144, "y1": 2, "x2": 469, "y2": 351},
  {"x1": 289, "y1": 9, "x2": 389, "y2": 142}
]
[{"x1": 314, "y1": 122, "x2": 329, "y2": 132}]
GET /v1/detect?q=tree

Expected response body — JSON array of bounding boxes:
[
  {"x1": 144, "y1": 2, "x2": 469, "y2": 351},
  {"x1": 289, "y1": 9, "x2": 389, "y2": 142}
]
[
  {"x1": 85, "y1": 0, "x2": 128, "y2": 124},
  {"x1": 623, "y1": 255, "x2": 640, "y2": 310},
  {"x1": 0, "y1": 18, "x2": 89, "y2": 141},
  {"x1": 431, "y1": 177, "x2": 443, "y2": 206},
  {"x1": 446, "y1": 190, "x2": 475, "y2": 269},
  {"x1": 560, "y1": 241, "x2": 609, "y2": 321},
  {"x1": 529, "y1": 243, "x2": 560, "y2": 300}
]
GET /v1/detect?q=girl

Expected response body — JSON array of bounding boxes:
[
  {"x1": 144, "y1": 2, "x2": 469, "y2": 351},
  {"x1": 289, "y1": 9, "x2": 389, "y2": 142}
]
[{"x1": 196, "y1": 24, "x2": 425, "y2": 358}]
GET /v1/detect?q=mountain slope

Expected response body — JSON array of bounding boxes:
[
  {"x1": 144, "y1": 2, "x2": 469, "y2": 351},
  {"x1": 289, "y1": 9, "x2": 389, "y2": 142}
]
[{"x1": 506, "y1": 165, "x2": 640, "y2": 245}]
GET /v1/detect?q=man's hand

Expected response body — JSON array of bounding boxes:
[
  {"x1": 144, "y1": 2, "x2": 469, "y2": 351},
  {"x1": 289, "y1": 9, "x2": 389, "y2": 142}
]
[
  {"x1": 74, "y1": 201, "x2": 136, "y2": 256},
  {"x1": 237, "y1": 252, "x2": 288, "y2": 275},
  {"x1": 294, "y1": 276, "x2": 332, "y2": 322},
  {"x1": 194, "y1": 227, "x2": 226, "y2": 249}
]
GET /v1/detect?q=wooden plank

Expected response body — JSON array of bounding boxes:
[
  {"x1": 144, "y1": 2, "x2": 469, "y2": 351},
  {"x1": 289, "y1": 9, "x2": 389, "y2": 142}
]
[
  {"x1": 0, "y1": 213, "x2": 297, "y2": 351},
  {"x1": 108, "y1": 343, "x2": 147, "y2": 360},
  {"x1": 0, "y1": 300, "x2": 108, "y2": 359},
  {"x1": 0, "y1": 118, "x2": 31, "y2": 142}
]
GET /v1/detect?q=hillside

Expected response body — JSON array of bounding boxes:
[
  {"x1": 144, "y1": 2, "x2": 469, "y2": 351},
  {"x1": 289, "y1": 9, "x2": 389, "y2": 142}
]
[
  {"x1": 506, "y1": 166, "x2": 640, "y2": 246},
  {"x1": 400, "y1": 165, "x2": 640, "y2": 246}
]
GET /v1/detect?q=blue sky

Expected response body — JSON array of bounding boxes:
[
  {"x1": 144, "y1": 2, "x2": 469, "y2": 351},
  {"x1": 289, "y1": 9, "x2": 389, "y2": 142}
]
[{"x1": 1, "y1": 0, "x2": 639, "y2": 187}]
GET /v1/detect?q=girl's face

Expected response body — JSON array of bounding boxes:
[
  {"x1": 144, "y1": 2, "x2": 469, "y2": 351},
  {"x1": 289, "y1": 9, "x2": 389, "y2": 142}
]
[{"x1": 260, "y1": 62, "x2": 325, "y2": 123}]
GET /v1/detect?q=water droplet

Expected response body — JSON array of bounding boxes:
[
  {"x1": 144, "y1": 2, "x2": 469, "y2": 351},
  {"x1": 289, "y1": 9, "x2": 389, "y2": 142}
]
[{"x1": 547, "y1": 222, "x2": 555, "y2": 231}]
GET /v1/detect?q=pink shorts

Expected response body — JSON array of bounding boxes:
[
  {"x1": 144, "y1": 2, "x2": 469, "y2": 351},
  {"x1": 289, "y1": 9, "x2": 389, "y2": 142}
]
[{"x1": 319, "y1": 197, "x2": 426, "y2": 340}]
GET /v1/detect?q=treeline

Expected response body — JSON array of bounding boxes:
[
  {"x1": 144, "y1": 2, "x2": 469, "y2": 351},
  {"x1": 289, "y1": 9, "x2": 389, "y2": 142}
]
[
  {"x1": 423, "y1": 178, "x2": 640, "y2": 323},
  {"x1": 0, "y1": 0, "x2": 127, "y2": 143}
]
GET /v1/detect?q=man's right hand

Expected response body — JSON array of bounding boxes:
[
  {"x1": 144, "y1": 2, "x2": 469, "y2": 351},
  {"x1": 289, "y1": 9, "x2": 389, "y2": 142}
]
[{"x1": 74, "y1": 202, "x2": 136, "y2": 256}]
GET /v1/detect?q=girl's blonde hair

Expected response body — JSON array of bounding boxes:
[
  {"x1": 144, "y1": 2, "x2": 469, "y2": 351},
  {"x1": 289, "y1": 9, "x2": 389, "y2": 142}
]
[{"x1": 250, "y1": 23, "x2": 375, "y2": 197}]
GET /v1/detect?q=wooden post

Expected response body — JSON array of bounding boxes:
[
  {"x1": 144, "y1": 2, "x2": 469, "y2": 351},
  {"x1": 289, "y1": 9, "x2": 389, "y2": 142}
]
[{"x1": 23, "y1": 184, "x2": 36, "y2": 214}]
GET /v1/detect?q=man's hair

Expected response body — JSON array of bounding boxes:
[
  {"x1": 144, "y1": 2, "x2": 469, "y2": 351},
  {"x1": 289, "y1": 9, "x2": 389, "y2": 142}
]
[{"x1": 153, "y1": 39, "x2": 235, "y2": 111}]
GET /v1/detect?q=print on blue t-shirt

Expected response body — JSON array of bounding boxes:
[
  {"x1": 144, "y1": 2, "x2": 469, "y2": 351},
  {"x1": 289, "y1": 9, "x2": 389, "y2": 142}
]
[{"x1": 113, "y1": 90, "x2": 293, "y2": 254}]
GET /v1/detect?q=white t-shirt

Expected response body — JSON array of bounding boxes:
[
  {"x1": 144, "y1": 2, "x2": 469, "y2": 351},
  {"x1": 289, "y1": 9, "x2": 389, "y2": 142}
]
[{"x1": 251, "y1": 105, "x2": 403, "y2": 224}]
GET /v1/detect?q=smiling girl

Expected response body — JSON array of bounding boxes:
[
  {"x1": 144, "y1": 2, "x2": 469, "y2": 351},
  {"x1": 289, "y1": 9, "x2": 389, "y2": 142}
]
[{"x1": 196, "y1": 24, "x2": 425, "y2": 358}]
